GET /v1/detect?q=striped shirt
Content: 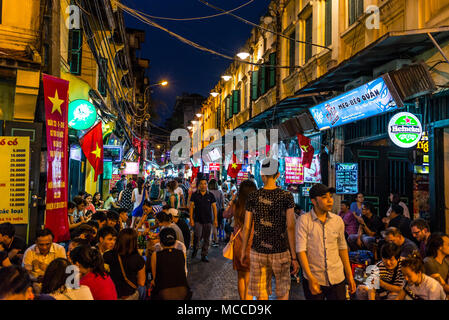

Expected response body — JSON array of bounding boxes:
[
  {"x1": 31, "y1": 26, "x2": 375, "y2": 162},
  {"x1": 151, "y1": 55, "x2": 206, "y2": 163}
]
[{"x1": 376, "y1": 258, "x2": 405, "y2": 288}]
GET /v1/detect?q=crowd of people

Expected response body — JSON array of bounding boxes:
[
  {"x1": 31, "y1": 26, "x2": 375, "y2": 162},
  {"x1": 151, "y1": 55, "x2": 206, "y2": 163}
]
[{"x1": 0, "y1": 159, "x2": 448, "y2": 301}]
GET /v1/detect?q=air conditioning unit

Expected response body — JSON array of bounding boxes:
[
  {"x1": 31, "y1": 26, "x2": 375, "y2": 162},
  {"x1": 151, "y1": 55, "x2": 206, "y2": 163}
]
[
  {"x1": 373, "y1": 59, "x2": 411, "y2": 78},
  {"x1": 296, "y1": 112, "x2": 316, "y2": 132},
  {"x1": 344, "y1": 76, "x2": 371, "y2": 92}
]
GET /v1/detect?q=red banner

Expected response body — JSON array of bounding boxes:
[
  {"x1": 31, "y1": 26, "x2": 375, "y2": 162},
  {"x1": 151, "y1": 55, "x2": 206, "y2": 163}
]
[{"x1": 43, "y1": 74, "x2": 70, "y2": 242}]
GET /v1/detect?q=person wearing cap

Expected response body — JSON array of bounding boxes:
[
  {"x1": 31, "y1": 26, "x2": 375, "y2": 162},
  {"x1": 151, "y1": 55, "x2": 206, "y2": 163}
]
[
  {"x1": 150, "y1": 228, "x2": 191, "y2": 300},
  {"x1": 347, "y1": 202, "x2": 384, "y2": 252},
  {"x1": 296, "y1": 183, "x2": 356, "y2": 300},
  {"x1": 169, "y1": 208, "x2": 191, "y2": 251},
  {"x1": 240, "y1": 158, "x2": 299, "y2": 300}
]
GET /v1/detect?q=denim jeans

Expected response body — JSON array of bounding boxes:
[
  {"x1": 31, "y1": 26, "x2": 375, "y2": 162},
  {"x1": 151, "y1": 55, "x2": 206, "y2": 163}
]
[{"x1": 348, "y1": 234, "x2": 377, "y2": 251}]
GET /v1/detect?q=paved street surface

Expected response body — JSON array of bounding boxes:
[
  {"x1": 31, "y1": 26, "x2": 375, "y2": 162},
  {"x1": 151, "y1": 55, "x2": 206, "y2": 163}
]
[{"x1": 186, "y1": 240, "x2": 305, "y2": 300}]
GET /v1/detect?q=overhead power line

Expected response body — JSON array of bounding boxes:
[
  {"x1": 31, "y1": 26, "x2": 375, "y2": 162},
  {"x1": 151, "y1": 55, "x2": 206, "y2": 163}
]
[
  {"x1": 197, "y1": 0, "x2": 331, "y2": 51},
  {"x1": 135, "y1": 0, "x2": 254, "y2": 21},
  {"x1": 115, "y1": 1, "x2": 326, "y2": 69}
]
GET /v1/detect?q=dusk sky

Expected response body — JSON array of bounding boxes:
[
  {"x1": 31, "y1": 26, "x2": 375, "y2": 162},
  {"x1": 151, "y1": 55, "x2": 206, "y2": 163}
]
[{"x1": 122, "y1": 0, "x2": 271, "y2": 126}]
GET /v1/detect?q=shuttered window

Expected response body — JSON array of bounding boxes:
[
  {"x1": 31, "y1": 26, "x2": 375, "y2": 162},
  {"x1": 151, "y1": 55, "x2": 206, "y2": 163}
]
[
  {"x1": 269, "y1": 52, "x2": 276, "y2": 88},
  {"x1": 216, "y1": 106, "x2": 221, "y2": 129},
  {"x1": 68, "y1": 29, "x2": 83, "y2": 75},
  {"x1": 232, "y1": 90, "x2": 241, "y2": 115},
  {"x1": 251, "y1": 70, "x2": 259, "y2": 101},
  {"x1": 225, "y1": 95, "x2": 232, "y2": 120},
  {"x1": 305, "y1": 16, "x2": 313, "y2": 62},
  {"x1": 349, "y1": 0, "x2": 364, "y2": 26},
  {"x1": 259, "y1": 66, "x2": 266, "y2": 96},
  {"x1": 325, "y1": 0, "x2": 332, "y2": 46},
  {"x1": 288, "y1": 30, "x2": 296, "y2": 74}
]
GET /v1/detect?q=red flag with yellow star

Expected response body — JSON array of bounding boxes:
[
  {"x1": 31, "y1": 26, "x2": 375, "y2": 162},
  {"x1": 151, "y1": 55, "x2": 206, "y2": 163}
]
[
  {"x1": 227, "y1": 153, "x2": 242, "y2": 178},
  {"x1": 297, "y1": 133, "x2": 314, "y2": 169},
  {"x1": 80, "y1": 122, "x2": 103, "y2": 181},
  {"x1": 43, "y1": 74, "x2": 70, "y2": 242}
]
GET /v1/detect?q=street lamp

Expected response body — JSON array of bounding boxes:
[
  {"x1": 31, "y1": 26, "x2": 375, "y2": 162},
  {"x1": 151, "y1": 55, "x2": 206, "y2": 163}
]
[
  {"x1": 149, "y1": 80, "x2": 168, "y2": 88},
  {"x1": 236, "y1": 52, "x2": 250, "y2": 60},
  {"x1": 210, "y1": 92, "x2": 219, "y2": 97},
  {"x1": 196, "y1": 113, "x2": 203, "y2": 118},
  {"x1": 221, "y1": 75, "x2": 232, "y2": 82}
]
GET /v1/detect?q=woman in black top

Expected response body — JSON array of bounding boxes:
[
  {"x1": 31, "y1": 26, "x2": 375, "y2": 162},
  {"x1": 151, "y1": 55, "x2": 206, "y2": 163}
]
[
  {"x1": 103, "y1": 228, "x2": 145, "y2": 300},
  {"x1": 151, "y1": 228, "x2": 190, "y2": 300}
]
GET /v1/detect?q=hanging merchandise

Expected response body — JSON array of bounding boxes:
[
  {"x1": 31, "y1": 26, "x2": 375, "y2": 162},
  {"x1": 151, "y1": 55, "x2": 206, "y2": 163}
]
[{"x1": 80, "y1": 122, "x2": 104, "y2": 181}]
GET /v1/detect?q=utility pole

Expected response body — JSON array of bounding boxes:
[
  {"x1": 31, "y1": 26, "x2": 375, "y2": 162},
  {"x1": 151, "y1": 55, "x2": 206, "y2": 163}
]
[{"x1": 50, "y1": 0, "x2": 60, "y2": 77}]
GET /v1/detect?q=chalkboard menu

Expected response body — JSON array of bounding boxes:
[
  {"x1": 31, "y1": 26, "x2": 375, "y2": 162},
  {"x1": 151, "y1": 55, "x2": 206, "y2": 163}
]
[{"x1": 336, "y1": 163, "x2": 358, "y2": 194}]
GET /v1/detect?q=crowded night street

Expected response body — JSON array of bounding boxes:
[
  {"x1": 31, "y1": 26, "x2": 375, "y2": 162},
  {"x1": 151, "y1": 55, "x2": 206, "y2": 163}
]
[{"x1": 1, "y1": 0, "x2": 449, "y2": 315}]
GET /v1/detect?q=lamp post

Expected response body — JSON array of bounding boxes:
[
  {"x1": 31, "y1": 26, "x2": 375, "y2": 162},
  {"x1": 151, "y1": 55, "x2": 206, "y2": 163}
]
[{"x1": 140, "y1": 80, "x2": 169, "y2": 174}]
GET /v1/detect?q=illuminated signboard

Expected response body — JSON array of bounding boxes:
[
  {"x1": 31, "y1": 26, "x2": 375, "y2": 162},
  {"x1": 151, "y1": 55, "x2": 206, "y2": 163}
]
[
  {"x1": 336, "y1": 163, "x2": 358, "y2": 194},
  {"x1": 310, "y1": 75, "x2": 403, "y2": 130},
  {"x1": 209, "y1": 163, "x2": 221, "y2": 171},
  {"x1": 388, "y1": 112, "x2": 423, "y2": 148},
  {"x1": 285, "y1": 155, "x2": 321, "y2": 185},
  {"x1": 237, "y1": 165, "x2": 249, "y2": 185},
  {"x1": 285, "y1": 157, "x2": 304, "y2": 184},
  {"x1": 103, "y1": 145, "x2": 123, "y2": 162},
  {"x1": 68, "y1": 99, "x2": 97, "y2": 130},
  {"x1": 122, "y1": 162, "x2": 139, "y2": 175}
]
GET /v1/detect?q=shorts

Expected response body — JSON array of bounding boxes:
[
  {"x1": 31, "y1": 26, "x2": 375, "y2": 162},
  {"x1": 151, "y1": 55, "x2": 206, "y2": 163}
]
[{"x1": 249, "y1": 250, "x2": 291, "y2": 298}]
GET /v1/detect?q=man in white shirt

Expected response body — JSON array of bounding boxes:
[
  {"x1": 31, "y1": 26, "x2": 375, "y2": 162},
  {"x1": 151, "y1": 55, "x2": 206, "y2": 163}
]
[
  {"x1": 23, "y1": 228, "x2": 67, "y2": 281},
  {"x1": 174, "y1": 180, "x2": 186, "y2": 208},
  {"x1": 296, "y1": 183, "x2": 356, "y2": 300}
]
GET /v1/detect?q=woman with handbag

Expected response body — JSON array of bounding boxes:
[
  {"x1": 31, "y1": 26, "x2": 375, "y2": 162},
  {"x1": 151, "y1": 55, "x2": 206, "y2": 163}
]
[
  {"x1": 222, "y1": 179, "x2": 257, "y2": 300},
  {"x1": 103, "y1": 228, "x2": 146, "y2": 300}
]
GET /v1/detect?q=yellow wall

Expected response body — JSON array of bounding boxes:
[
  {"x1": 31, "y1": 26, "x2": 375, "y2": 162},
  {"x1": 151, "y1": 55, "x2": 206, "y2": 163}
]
[{"x1": 202, "y1": 0, "x2": 449, "y2": 136}]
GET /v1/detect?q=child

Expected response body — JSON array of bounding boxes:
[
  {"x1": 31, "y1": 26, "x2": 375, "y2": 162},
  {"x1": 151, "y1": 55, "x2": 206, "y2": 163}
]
[{"x1": 396, "y1": 252, "x2": 446, "y2": 300}]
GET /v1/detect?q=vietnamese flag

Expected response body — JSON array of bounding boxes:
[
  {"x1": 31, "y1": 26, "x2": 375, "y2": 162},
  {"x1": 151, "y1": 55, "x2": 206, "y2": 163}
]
[
  {"x1": 297, "y1": 134, "x2": 314, "y2": 169},
  {"x1": 227, "y1": 154, "x2": 242, "y2": 178},
  {"x1": 80, "y1": 122, "x2": 104, "y2": 181}
]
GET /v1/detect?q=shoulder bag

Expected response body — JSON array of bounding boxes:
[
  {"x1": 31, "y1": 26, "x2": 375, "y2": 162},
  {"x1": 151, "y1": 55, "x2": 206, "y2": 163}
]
[
  {"x1": 117, "y1": 254, "x2": 137, "y2": 290},
  {"x1": 223, "y1": 228, "x2": 241, "y2": 260}
]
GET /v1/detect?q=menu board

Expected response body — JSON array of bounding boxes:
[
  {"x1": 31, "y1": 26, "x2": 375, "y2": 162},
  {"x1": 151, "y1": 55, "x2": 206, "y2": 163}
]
[
  {"x1": 0, "y1": 137, "x2": 29, "y2": 224},
  {"x1": 285, "y1": 157, "x2": 304, "y2": 184},
  {"x1": 336, "y1": 163, "x2": 358, "y2": 194}
]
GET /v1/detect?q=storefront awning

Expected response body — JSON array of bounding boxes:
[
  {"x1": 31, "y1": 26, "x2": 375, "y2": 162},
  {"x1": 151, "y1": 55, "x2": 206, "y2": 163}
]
[{"x1": 298, "y1": 27, "x2": 449, "y2": 94}]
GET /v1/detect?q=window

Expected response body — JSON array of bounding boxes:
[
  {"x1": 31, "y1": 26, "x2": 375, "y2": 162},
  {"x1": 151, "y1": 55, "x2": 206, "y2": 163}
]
[
  {"x1": 288, "y1": 30, "x2": 296, "y2": 74},
  {"x1": 325, "y1": 0, "x2": 332, "y2": 46},
  {"x1": 349, "y1": 0, "x2": 364, "y2": 26},
  {"x1": 216, "y1": 106, "x2": 221, "y2": 129},
  {"x1": 251, "y1": 70, "x2": 259, "y2": 101},
  {"x1": 68, "y1": 29, "x2": 83, "y2": 75},
  {"x1": 98, "y1": 57, "x2": 108, "y2": 97},
  {"x1": 305, "y1": 16, "x2": 313, "y2": 62},
  {"x1": 232, "y1": 89, "x2": 241, "y2": 115},
  {"x1": 225, "y1": 95, "x2": 232, "y2": 120},
  {"x1": 268, "y1": 52, "x2": 276, "y2": 88},
  {"x1": 258, "y1": 66, "x2": 266, "y2": 96}
]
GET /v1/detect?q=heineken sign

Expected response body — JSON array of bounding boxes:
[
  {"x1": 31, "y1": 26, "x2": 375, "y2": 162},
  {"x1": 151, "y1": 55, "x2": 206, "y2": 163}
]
[
  {"x1": 68, "y1": 99, "x2": 97, "y2": 130},
  {"x1": 388, "y1": 112, "x2": 422, "y2": 148}
]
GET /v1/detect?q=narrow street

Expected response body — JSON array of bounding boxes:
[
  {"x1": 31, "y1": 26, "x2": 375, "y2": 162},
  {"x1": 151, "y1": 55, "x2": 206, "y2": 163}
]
[{"x1": 187, "y1": 242, "x2": 305, "y2": 300}]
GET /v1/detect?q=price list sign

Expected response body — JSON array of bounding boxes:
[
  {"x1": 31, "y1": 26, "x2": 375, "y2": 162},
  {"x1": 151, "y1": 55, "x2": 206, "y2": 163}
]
[
  {"x1": 285, "y1": 157, "x2": 304, "y2": 184},
  {"x1": 0, "y1": 137, "x2": 29, "y2": 224},
  {"x1": 336, "y1": 163, "x2": 358, "y2": 194}
]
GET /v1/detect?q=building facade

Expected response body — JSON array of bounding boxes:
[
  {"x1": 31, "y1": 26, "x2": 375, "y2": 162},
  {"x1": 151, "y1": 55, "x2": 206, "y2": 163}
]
[{"x1": 200, "y1": 0, "x2": 449, "y2": 233}]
